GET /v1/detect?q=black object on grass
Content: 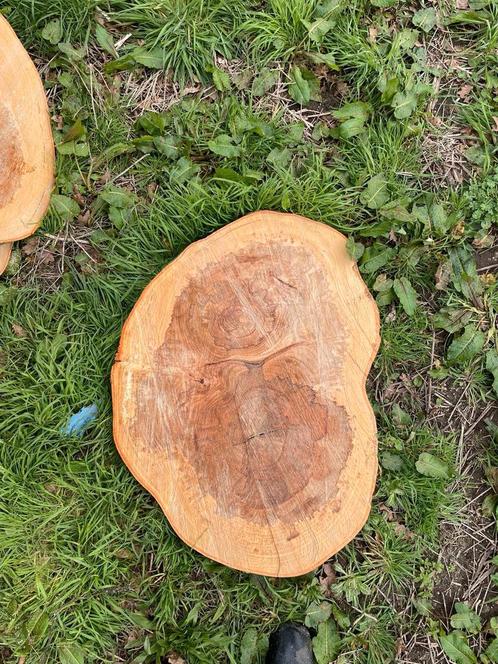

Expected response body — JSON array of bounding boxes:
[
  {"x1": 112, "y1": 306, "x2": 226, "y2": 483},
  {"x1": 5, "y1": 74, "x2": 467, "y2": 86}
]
[{"x1": 265, "y1": 623, "x2": 313, "y2": 664}]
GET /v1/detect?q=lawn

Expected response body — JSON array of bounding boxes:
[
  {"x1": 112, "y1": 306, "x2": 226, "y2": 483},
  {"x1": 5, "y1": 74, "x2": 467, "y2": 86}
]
[{"x1": 0, "y1": 0, "x2": 497, "y2": 662}]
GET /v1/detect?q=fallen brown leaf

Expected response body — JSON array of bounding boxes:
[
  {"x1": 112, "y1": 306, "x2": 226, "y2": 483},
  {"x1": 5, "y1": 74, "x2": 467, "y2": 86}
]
[
  {"x1": 147, "y1": 182, "x2": 158, "y2": 199},
  {"x1": 52, "y1": 114, "x2": 64, "y2": 131},
  {"x1": 451, "y1": 220, "x2": 465, "y2": 238},
  {"x1": 335, "y1": 80, "x2": 349, "y2": 97},
  {"x1": 22, "y1": 236, "x2": 39, "y2": 256},
  {"x1": 481, "y1": 273, "x2": 496, "y2": 286},
  {"x1": 368, "y1": 25, "x2": 378, "y2": 43},
  {"x1": 435, "y1": 260, "x2": 452, "y2": 291},
  {"x1": 319, "y1": 561, "x2": 336, "y2": 596},
  {"x1": 12, "y1": 324, "x2": 28, "y2": 338},
  {"x1": 458, "y1": 83, "x2": 473, "y2": 100},
  {"x1": 456, "y1": 0, "x2": 468, "y2": 7},
  {"x1": 78, "y1": 210, "x2": 91, "y2": 226},
  {"x1": 39, "y1": 249, "x2": 55, "y2": 265},
  {"x1": 379, "y1": 503, "x2": 396, "y2": 521},
  {"x1": 166, "y1": 653, "x2": 187, "y2": 664},
  {"x1": 473, "y1": 234, "x2": 494, "y2": 249},
  {"x1": 72, "y1": 188, "x2": 86, "y2": 206},
  {"x1": 394, "y1": 522, "x2": 415, "y2": 540},
  {"x1": 428, "y1": 115, "x2": 442, "y2": 127}
]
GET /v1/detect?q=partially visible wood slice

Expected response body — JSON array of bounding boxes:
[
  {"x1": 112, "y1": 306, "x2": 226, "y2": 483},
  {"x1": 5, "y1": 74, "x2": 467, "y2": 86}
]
[
  {"x1": 0, "y1": 243, "x2": 12, "y2": 275},
  {"x1": 0, "y1": 16, "x2": 54, "y2": 245},
  {"x1": 112, "y1": 211, "x2": 380, "y2": 577}
]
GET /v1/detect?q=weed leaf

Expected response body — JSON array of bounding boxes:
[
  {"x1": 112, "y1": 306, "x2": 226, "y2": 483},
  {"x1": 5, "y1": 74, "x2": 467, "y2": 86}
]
[
  {"x1": 27, "y1": 611, "x2": 49, "y2": 639},
  {"x1": 58, "y1": 643, "x2": 85, "y2": 664},
  {"x1": 252, "y1": 68, "x2": 279, "y2": 96},
  {"x1": 439, "y1": 631, "x2": 477, "y2": 664},
  {"x1": 448, "y1": 246, "x2": 483, "y2": 305},
  {"x1": 129, "y1": 612, "x2": 154, "y2": 629},
  {"x1": 416, "y1": 453, "x2": 450, "y2": 479},
  {"x1": 379, "y1": 203, "x2": 413, "y2": 223},
  {"x1": 303, "y1": 17, "x2": 334, "y2": 43},
  {"x1": 447, "y1": 325, "x2": 485, "y2": 365},
  {"x1": 392, "y1": 91, "x2": 418, "y2": 119},
  {"x1": 338, "y1": 117, "x2": 367, "y2": 138},
  {"x1": 312, "y1": 620, "x2": 341, "y2": 664},
  {"x1": 305, "y1": 601, "x2": 332, "y2": 628},
  {"x1": 50, "y1": 194, "x2": 80, "y2": 222},
  {"x1": 288, "y1": 66, "x2": 311, "y2": 105},
  {"x1": 132, "y1": 47, "x2": 163, "y2": 69},
  {"x1": 95, "y1": 24, "x2": 117, "y2": 57},
  {"x1": 137, "y1": 111, "x2": 166, "y2": 136},
  {"x1": 170, "y1": 157, "x2": 199, "y2": 183},
  {"x1": 430, "y1": 203, "x2": 450, "y2": 235},
  {"x1": 41, "y1": 19, "x2": 62, "y2": 44},
  {"x1": 267, "y1": 147, "x2": 292, "y2": 168},
  {"x1": 392, "y1": 403, "x2": 412, "y2": 426},
  {"x1": 62, "y1": 119, "x2": 86, "y2": 143},
  {"x1": 360, "y1": 174, "x2": 389, "y2": 209},
  {"x1": 210, "y1": 67, "x2": 231, "y2": 92},
  {"x1": 395, "y1": 29, "x2": 419, "y2": 50},
  {"x1": 208, "y1": 135, "x2": 242, "y2": 158},
  {"x1": 412, "y1": 8, "x2": 437, "y2": 32},
  {"x1": 485, "y1": 637, "x2": 498, "y2": 662},
  {"x1": 393, "y1": 277, "x2": 417, "y2": 316},
  {"x1": 433, "y1": 307, "x2": 472, "y2": 333},
  {"x1": 306, "y1": 52, "x2": 339, "y2": 70},
  {"x1": 316, "y1": 0, "x2": 342, "y2": 14},
  {"x1": 373, "y1": 274, "x2": 394, "y2": 292},
  {"x1": 58, "y1": 42, "x2": 85, "y2": 62},
  {"x1": 104, "y1": 54, "x2": 136, "y2": 73},
  {"x1": 333, "y1": 102, "x2": 371, "y2": 122},
  {"x1": 486, "y1": 349, "x2": 498, "y2": 396},
  {"x1": 379, "y1": 75, "x2": 399, "y2": 103},
  {"x1": 240, "y1": 628, "x2": 258, "y2": 664},
  {"x1": 153, "y1": 136, "x2": 180, "y2": 159},
  {"x1": 361, "y1": 247, "x2": 395, "y2": 274},
  {"x1": 99, "y1": 187, "x2": 135, "y2": 209},
  {"x1": 346, "y1": 237, "x2": 365, "y2": 261},
  {"x1": 381, "y1": 451, "x2": 403, "y2": 471},
  {"x1": 450, "y1": 603, "x2": 481, "y2": 634}
]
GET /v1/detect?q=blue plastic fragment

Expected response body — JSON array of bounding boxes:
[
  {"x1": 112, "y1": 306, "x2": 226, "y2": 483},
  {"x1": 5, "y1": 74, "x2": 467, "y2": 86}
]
[{"x1": 62, "y1": 404, "x2": 98, "y2": 437}]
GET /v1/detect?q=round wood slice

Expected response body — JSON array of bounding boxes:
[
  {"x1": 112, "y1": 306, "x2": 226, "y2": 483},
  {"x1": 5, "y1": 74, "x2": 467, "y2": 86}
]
[
  {"x1": 112, "y1": 211, "x2": 380, "y2": 576},
  {"x1": 0, "y1": 243, "x2": 13, "y2": 275},
  {"x1": 0, "y1": 16, "x2": 54, "y2": 249}
]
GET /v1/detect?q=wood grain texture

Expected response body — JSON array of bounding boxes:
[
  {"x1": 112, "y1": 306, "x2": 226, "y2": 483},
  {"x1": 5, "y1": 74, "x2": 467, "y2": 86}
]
[
  {"x1": 0, "y1": 16, "x2": 54, "y2": 261},
  {"x1": 0, "y1": 243, "x2": 12, "y2": 275},
  {"x1": 112, "y1": 211, "x2": 380, "y2": 577}
]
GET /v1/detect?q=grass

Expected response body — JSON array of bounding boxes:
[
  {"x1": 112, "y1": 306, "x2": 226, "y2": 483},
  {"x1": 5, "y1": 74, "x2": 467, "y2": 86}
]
[
  {"x1": 0, "y1": 0, "x2": 497, "y2": 662},
  {"x1": 109, "y1": 0, "x2": 249, "y2": 84}
]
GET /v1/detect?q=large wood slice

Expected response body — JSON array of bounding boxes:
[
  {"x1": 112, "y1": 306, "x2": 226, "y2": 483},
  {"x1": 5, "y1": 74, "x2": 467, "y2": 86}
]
[
  {"x1": 112, "y1": 211, "x2": 380, "y2": 576},
  {"x1": 0, "y1": 16, "x2": 54, "y2": 273}
]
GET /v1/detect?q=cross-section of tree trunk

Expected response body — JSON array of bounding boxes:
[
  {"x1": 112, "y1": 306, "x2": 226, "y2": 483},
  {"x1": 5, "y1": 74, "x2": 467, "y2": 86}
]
[
  {"x1": 0, "y1": 16, "x2": 54, "y2": 274},
  {"x1": 112, "y1": 211, "x2": 380, "y2": 577}
]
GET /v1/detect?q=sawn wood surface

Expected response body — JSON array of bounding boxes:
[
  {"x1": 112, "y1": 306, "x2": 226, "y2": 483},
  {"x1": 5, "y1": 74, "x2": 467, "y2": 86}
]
[
  {"x1": 112, "y1": 211, "x2": 380, "y2": 576},
  {"x1": 0, "y1": 16, "x2": 54, "y2": 274}
]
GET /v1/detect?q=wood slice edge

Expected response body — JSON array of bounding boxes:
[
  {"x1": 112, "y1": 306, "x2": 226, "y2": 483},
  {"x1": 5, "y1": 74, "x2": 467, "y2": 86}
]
[
  {"x1": 111, "y1": 211, "x2": 381, "y2": 576},
  {"x1": 0, "y1": 16, "x2": 54, "y2": 244}
]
